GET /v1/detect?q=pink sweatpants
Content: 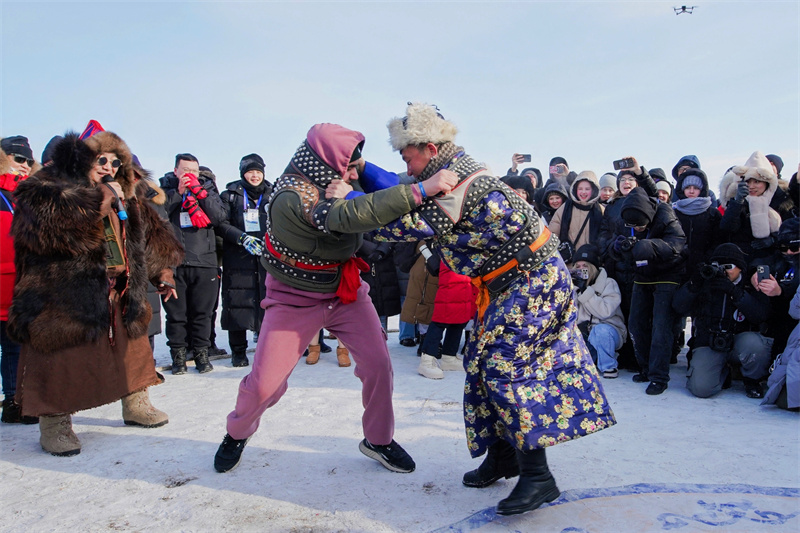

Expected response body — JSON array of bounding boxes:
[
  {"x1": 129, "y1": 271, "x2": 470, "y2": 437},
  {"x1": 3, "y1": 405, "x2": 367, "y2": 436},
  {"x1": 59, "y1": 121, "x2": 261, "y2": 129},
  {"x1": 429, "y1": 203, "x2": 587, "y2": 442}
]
[{"x1": 226, "y1": 275, "x2": 395, "y2": 445}]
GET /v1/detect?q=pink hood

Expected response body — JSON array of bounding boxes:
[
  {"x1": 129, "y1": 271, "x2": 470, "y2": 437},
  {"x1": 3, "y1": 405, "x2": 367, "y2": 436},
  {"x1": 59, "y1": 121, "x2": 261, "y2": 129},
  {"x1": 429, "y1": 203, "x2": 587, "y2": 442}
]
[{"x1": 306, "y1": 123, "x2": 365, "y2": 177}]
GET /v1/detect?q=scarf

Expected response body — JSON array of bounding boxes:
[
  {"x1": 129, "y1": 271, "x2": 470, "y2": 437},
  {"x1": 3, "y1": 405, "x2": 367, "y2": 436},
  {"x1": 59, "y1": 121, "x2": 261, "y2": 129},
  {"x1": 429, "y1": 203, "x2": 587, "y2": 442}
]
[
  {"x1": 673, "y1": 197, "x2": 712, "y2": 216},
  {"x1": 241, "y1": 178, "x2": 268, "y2": 198},
  {"x1": 746, "y1": 195, "x2": 781, "y2": 238}
]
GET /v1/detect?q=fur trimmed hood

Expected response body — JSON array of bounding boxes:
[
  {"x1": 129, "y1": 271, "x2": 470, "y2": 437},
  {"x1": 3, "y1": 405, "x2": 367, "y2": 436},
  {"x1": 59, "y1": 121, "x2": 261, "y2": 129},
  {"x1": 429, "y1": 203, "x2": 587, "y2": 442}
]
[
  {"x1": 387, "y1": 102, "x2": 458, "y2": 151},
  {"x1": 83, "y1": 131, "x2": 138, "y2": 197},
  {"x1": 719, "y1": 151, "x2": 779, "y2": 205}
]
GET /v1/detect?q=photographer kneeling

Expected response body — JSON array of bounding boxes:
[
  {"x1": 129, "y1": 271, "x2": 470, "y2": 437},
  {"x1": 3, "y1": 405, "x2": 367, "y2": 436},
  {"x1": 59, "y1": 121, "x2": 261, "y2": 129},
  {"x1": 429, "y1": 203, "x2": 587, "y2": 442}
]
[
  {"x1": 571, "y1": 245, "x2": 627, "y2": 379},
  {"x1": 673, "y1": 244, "x2": 772, "y2": 399}
]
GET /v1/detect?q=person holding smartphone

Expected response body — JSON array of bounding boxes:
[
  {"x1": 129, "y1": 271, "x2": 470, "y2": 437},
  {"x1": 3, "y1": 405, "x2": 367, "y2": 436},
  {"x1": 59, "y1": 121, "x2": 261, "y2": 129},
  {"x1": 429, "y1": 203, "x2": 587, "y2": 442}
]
[
  {"x1": 719, "y1": 151, "x2": 782, "y2": 266},
  {"x1": 571, "y1": 245, "x2": 627, "y2": 379},
  {"x1": 673, "y1": 244, "x2": 772, "y2": 398}
]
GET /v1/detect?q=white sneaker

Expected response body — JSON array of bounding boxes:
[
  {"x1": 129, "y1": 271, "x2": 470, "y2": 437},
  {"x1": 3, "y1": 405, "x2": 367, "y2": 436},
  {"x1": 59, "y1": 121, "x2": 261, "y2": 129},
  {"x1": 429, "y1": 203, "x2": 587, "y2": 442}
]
[
  {"x1": 439, "y1": 354, "x2": 463, "y2": 371},
  {"x1": 418, "y1": 353, "x2": 444, "y2": 379}
]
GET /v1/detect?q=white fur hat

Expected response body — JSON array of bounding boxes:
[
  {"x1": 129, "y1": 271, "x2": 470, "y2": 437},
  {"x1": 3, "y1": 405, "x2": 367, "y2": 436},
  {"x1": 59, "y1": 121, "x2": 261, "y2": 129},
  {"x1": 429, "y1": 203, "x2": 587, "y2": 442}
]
[
  {"x1": 387, "y1": 102, "x2": 458, "y2": 151},
  {"x1": 731, "y1": 151, "x2": 776, "y2": 183}
]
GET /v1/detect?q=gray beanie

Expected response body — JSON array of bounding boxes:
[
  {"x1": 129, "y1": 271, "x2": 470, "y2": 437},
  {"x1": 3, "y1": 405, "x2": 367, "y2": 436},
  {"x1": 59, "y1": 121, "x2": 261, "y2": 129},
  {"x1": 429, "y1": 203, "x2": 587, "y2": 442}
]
[{"x1": 599, "y1": 172, "x2": 617, "y2": 191}]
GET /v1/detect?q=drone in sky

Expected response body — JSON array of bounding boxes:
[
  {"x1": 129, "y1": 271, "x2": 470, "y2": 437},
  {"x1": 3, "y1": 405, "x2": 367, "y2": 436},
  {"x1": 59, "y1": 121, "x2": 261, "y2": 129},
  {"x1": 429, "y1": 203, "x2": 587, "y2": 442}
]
[{"x1": 674, "y1": 5, "x2": 697, "y2": 15}]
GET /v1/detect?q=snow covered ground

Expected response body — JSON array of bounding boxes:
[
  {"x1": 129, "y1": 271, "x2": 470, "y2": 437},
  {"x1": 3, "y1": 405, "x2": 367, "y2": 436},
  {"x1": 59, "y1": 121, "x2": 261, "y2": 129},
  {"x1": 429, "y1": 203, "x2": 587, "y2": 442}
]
[{"x1": 2, "y1": 318, "x2": 798, "y2": 532}]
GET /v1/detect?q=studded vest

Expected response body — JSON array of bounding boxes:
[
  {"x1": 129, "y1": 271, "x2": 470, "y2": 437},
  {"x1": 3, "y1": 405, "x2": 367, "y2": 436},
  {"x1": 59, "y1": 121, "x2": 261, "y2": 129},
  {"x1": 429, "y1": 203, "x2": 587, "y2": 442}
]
[
  {"x1": 419, "y1": 154, "x2": 560, "y2": 295},
  {"x1": 263, "y1": 141, "x2": 356, "y2": 291}
]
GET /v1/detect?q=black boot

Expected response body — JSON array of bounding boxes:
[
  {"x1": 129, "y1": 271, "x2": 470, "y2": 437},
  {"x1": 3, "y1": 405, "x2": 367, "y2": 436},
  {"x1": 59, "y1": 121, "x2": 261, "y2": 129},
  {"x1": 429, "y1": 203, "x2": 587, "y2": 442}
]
[
  {"x1": 462, "y1": 440, "x2": 519, "y2": 488},
  {"x1": 194, "y1": 347, "x2": 214, "y2": 374},
  {"x1": 416, "y1": 334, "x2": 426, "y2": 357},
  {"x1": 496, "y1": 448, "x2": 560, "y2": 516},
  {"x1": 171, "y1": 347, "x2": 188, "y2": 375},
  {"x1": 1, "y1": 396, "x2": 38, "y2": 424},
  {"x1": 231, "y1": 351, "x2": 249, "y2": 368}
]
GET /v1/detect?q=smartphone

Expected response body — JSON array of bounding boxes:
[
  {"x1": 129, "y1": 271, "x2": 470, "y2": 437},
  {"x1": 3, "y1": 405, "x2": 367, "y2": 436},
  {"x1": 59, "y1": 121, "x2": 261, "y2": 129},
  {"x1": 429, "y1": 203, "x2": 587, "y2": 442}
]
[
  {"x1": 578, "y1": 267, "x2": 589, "y2": 280},
  {"x1": 549, "y1": 164, "x2": 567, "y2": 175},
  {"x1": 520, "y1": 154, "x2": 532, "y2": 162},
  {"x1": 613, "y1": 158, "x2": 635, "y2": 171},
  {"x1": 757, "y1": 265, "x2": 770, "y2": 283}
]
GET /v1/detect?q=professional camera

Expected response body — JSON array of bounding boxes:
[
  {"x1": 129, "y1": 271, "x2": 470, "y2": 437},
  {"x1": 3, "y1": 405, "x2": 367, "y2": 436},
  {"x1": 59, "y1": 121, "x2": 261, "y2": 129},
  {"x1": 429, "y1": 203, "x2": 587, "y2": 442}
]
[
  {"x1": 709, "y1": 329, "x2": 734, "y2": 352},
  {"x1": 619, "y1": 236, "x2": 637, "y2": 252},
  {"x1": 699, "y1": 261, "x2": 727, "y2": 280}
]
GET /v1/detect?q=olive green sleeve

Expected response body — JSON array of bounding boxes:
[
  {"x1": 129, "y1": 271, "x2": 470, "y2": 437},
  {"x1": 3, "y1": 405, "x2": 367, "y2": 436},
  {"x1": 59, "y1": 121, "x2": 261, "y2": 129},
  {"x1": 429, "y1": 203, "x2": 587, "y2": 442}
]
[{"x1": 324, "y1": 184, "x2": 416, "y2": 234}]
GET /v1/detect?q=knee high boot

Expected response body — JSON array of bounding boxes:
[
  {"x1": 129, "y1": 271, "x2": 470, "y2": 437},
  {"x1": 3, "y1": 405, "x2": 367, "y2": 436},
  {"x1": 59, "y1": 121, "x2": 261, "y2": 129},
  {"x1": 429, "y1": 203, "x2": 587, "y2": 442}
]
[
  {"x1": 39, "y1": 414, "x2": 81, "y2": 456},
  {"x1": 462, "y1": 439, "x2": 520, "y2": 488},
  {"x1": 496, "y1": 448, "x2": 560, "y2": 516},
  {"x1": 122, "y1": 389, "x2": 169, "y2": 428}
]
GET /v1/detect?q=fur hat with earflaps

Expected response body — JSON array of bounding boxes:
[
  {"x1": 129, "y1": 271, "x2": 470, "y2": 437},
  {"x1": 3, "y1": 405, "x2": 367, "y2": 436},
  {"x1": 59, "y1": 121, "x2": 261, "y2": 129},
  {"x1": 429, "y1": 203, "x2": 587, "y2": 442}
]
[
  {"x1": 718, "y1": 151, "x2": 781, "y2": 238},
  {"x1": 387, "y1": 102, "x2": 458, "y2": 151}
]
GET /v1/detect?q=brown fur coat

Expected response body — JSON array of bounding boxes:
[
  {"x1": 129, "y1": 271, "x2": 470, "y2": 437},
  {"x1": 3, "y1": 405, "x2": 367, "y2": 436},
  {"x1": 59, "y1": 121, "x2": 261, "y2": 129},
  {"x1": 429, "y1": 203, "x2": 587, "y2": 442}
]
[{"x1": 8, "y1": 132, "x2": 183, "y2": 353}]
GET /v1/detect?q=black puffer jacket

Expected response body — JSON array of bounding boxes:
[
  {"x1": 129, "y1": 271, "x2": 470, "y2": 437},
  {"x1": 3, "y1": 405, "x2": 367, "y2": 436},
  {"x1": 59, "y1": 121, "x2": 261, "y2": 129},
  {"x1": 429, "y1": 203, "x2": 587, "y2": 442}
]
[
  {"x1": 604, "y1": 188, "x2": 686, "y2": 283},
  {"x1": 160, "y1": 171, "x2": 227, "y2": 268},
  {"x1": 673, "y1": 169, "x2": 722, "y2": 282},
  {"x1": 358, "y1": 235, "x2": 402, "y2": 318},
  {"x1": 673, "y1": 275, "x2": 769, "y2": 348},
  {"x1": 216, "y1": 179, "x2": 271, "y2": 332}
]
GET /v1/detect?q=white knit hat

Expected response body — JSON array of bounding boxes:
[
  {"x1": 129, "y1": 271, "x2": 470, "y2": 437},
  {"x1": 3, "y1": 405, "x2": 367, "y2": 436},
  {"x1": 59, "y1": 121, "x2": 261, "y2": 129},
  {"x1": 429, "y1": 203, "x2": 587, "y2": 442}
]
[{"x1": 387, "y1": 102, "x2": 458, "y2": 151}]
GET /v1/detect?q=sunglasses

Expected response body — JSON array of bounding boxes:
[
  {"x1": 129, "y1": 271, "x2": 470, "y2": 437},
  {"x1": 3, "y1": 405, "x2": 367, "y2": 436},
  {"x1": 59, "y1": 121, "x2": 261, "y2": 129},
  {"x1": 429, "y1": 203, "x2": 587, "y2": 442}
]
[
  {"x1": 12, "y1": 155, "x2": 34, "y2": 166},
  {"x1": 720, "y1": 264, "x2": 736, "y2": 270},
  {"x1": 779, "y1": 243, "x2": 800, "y2": 253},
  {"x1": 96, "y1": 156, "x2": 122, "y2": 168}
]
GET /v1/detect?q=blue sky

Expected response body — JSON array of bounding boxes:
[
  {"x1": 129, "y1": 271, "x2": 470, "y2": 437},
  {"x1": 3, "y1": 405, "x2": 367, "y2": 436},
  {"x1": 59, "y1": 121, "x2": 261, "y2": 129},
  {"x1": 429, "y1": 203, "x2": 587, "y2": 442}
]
[{"x1": 2, "y1": 1, "x2": 798, "y2": 192}]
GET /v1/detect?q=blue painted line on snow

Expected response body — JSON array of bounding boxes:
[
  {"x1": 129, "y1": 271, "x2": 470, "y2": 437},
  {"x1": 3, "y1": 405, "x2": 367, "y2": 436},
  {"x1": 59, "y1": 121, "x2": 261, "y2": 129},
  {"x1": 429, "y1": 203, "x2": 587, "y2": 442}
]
[{"x1": 430, "y1": 483, "x2": 800, "y2": 533}]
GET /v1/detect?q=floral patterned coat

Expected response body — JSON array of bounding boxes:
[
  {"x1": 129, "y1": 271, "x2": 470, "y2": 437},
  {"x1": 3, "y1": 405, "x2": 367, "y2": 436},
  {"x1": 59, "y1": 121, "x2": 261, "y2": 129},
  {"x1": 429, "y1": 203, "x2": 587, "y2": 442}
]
[{"x1": 371, "y1": 156, "x2": 616, "y2": 458}]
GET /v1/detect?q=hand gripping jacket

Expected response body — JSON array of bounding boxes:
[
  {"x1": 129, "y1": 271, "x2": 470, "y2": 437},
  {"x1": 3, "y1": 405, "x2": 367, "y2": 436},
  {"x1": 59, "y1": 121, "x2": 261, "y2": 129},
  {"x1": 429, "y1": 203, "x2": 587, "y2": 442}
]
[
  {"x1": 415, "y1": 154, "x2": 560, "y2": 297},
  {"x1": 263, "y1": 140, "x2": 350, "y2": 288}
]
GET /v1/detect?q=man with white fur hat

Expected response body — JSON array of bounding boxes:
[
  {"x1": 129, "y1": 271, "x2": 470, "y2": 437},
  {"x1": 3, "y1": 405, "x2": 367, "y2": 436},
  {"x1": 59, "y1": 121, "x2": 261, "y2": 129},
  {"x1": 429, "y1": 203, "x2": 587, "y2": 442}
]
[
  {"x1": 357, "y1": 102, "x2": 616, "y2": 516},
  {"x1": 719, "y1": 151, "x2": 782, "y2": 266}
]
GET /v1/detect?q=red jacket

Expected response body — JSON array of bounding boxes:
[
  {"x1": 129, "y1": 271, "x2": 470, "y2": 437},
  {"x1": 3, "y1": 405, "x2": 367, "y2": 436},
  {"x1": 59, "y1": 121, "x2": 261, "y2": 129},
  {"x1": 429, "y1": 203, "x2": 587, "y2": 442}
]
[
  {"x1": 431, "y1": 261, "x2": 478, "y2": 324},
  {"x1": 0, "y1": 173, "x2": 25, "y2": 320}
]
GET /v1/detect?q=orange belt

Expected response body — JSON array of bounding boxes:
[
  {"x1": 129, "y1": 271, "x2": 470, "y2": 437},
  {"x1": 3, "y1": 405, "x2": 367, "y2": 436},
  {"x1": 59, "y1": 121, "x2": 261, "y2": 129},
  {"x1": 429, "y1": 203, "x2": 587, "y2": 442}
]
[{"x1": 471, "y1": 227, "x2": 551, "y2": 321}]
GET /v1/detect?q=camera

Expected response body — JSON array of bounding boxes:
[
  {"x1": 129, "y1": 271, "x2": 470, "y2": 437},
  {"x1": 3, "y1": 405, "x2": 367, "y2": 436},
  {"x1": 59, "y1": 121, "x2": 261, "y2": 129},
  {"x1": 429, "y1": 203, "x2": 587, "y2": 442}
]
[
  {"x1": 619, "y1": 236, "x2": 637, "y2": 252},
  {"x1": 699, "y1": 261, "x2": 727, "y2": 280},
  {"x1": 709, "y1": 330, "x2": 734, "y2": 352}
]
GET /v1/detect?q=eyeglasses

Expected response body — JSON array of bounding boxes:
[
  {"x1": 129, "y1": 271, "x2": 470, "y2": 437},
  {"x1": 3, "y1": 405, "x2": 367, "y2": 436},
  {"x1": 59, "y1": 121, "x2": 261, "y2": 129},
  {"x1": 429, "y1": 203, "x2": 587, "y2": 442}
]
[
  {"x1": 619, "y1": 177, "x2": 637, "y2": 183},
  {"x1": 96, "y1": 156, "x2": 122, "y2": 168},
  {"x1": 12, "y1": 155, "x2": 34, "y2": 166}
]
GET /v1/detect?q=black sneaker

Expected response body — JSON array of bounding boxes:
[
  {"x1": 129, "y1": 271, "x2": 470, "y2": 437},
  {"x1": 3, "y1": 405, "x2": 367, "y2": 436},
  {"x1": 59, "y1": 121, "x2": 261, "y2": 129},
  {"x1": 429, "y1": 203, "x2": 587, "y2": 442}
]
[
  {"x1": 399, "y1": 338, "x2": 417, "y2": 347},
  {"x1": 645, "y1": 381, "x2": 668, "y2": 395},
  {"x1": 214, "y1": 434, "x2": 250, "y2": 473},
  {"x1": 632, "y1": 372, "x2": 648, "y2": 383},
  {"x1": 359, "y1": 439, "x2": 415, "y2": 473},
  {"x1": 743, "y1": 378, "x2": 764, "y2": 399}
]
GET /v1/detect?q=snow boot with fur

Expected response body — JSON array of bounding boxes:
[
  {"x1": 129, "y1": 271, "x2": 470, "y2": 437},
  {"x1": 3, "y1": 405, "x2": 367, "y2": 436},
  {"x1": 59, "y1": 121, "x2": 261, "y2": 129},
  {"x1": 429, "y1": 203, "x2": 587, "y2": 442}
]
[
  {"x1": 39, "y1": 414, "x2": 81, "y2": 456},
  {"x1": 337, "y1": 346, "x2": 351, "y2": 367},
  {"x1": 122, "y1": 389, "x2": 169, "y2": 428},
  {"x1": 306, "y1": 344, "x2": 321, "y2": 365}
]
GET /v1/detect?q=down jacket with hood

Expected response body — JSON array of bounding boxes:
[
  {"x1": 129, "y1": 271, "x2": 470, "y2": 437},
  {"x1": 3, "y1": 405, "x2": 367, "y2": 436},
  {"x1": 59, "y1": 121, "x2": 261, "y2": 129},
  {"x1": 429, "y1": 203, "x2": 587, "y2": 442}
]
[{"x1": 548, "y1": 171, "x2": 604, "y2": 253}]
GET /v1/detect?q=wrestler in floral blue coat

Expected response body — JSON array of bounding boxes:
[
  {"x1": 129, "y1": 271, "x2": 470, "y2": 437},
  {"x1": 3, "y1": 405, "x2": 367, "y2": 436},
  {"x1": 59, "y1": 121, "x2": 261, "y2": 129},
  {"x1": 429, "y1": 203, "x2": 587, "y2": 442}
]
[{"x1": 365, "y1": 103, "x2": 615, "y2": 516}]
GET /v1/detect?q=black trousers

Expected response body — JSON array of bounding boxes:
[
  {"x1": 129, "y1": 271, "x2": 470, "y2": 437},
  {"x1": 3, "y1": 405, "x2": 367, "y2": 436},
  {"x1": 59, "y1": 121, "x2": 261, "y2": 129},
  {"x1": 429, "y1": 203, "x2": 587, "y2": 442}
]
[{"x1": 163, "y1": 266, "x2": 219, "y2": 351}]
